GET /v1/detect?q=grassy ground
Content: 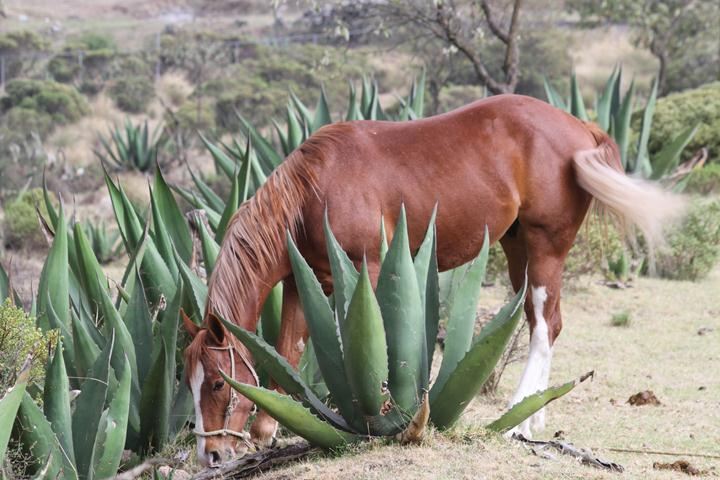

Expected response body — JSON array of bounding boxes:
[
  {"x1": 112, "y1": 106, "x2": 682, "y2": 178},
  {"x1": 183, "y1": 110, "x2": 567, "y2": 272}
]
[{"x1": 250, "y1": 268, "x2": 720, "y2": 480}]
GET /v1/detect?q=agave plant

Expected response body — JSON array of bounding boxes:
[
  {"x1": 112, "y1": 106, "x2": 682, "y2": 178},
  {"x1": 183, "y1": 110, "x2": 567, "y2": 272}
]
[
  {"x1": 545, "y1": 67, "x2": 698, "y2": 187},
  {"x1": 215, "y1": 207, "x2": 589, "y2": 447},
  {"x1": 81, "y1": 220, "x2": 122, "y2": 264},
  {"x1": 95, "y1": 119, "x2": 166, "y2": 173}
]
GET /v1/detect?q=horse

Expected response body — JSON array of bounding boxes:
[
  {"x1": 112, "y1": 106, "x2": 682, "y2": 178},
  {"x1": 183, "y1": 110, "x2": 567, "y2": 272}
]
[{"x1": 182, "y1": 94, "x2": 682, "y2": 466}]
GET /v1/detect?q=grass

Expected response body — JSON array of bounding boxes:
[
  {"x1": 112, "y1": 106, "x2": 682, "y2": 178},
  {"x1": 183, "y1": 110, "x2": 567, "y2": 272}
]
[
  {"x1": 245, "y1": 266, "x2": 720, "y2": 480},
  {"x1": 610, "y1": 310, "x2": 632, "y2": 327}
]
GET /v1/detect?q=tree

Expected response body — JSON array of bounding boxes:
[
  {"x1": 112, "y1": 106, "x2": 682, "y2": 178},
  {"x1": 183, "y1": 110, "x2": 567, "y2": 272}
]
[
  {"x1": 566, "y1": 0, "x2": 720, "y2": 93},
  {"x1": 323, "y1": 0, "x2": 526, "y2": 96}
]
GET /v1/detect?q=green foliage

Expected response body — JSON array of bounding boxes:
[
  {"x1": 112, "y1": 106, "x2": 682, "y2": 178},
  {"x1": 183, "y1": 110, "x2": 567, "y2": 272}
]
[
  {"x1": 2, "y1": 188, "x2": 50, "y2": 249},
  {"x1": 546, "y1": 68, "x2": 698, "y2": 184},
  {"x1": 656, "y1": 198, "x2": 720, "y2": 281},
  {"x1": 0, "y1": 300, "x2": 58, "y2": 397},
  {"x1": 81, "y1": 220, "x2": 121, "y2": 264},
  {"x1": 0, "y1": 30, "x2": 48, "y2": 80},
  {"x1": 109, "y1": 76, "x2": 155, "y2": 113},
  {"x1": 95, "y1": 119, "x2": 166, "y2": 172},
  {"x1": 641, "y1": 82, "x2": 720, "y2": 164},
  {"x1": 684, "y1": 163, "x2": 720, "y2": 195},
  {"x1": 610, "y1": 310, "x2": 631, "y2": 327},
  {"x1": 1, "y1": 79, "x2": 89, "y2": 127}
]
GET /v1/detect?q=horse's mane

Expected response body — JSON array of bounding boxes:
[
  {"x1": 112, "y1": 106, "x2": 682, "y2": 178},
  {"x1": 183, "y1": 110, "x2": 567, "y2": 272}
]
[{"x1": 205, "y1": 123, "x2": 352, "y2": 325}]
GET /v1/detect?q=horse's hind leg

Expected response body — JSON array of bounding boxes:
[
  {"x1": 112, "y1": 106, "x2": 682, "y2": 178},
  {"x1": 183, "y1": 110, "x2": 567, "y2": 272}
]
[{"x1": 501, "y1": 223, "x2": 571, "y2": 438}]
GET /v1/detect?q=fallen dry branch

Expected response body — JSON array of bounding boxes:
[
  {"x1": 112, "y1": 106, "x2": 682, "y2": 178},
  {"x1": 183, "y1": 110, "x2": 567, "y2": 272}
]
[
  {"x1": 512, "y1": 434, "x2": 624, "y2": 472},
  {"x1": 192, "y1": 441, "x2": 317, "y2": 479}
]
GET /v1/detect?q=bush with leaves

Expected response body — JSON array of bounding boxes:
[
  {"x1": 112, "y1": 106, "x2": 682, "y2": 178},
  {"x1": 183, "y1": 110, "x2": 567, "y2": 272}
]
[
  {"x1": 656, "y1": 198, "x2": 720, "y2": 281},
  {"x1": 2, "y1": 189, "x2": 50, "y2": 249},
  {"x1": 109, "y1": 75, "x2": 155, "y2": 113},
  {"x1": 0, "y1": 30, "x2": 48, "y2": 81},
  {"x1": 684, "y1": 163, "x2": 720, "y2": 195},
  {"x1": 640, "y1": 82, "x2": 720, "y2": 164},
  {"x1": 0, "y1": 299, "x2": 58, "y2": 396}
]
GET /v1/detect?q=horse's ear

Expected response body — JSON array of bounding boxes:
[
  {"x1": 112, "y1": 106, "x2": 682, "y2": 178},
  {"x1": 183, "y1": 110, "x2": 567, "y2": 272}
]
[
  {"x1": 207, "y1": 313, "x2": 226, "y2": 345},
  {"x1": 182, "y1": 309, "x2": 200, "y2": 338}
]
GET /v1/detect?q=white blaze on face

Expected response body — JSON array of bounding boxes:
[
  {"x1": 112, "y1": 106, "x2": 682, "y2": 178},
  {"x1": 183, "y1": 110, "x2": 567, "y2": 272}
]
[
  {"x1": 508, "y1": 285, "x2": 553, "y2": 438},
  {"x1": 190, "y1": 362, "x2": 209, "y2": 466}
]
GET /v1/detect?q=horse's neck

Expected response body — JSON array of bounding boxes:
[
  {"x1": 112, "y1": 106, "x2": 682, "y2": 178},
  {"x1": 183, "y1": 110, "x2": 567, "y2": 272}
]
[{"x1": 206, "y1": 230, "x2": 291, "y2": 330}]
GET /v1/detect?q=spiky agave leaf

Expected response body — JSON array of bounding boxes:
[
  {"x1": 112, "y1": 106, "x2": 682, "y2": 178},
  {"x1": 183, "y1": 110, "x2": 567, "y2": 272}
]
[
  {"x1": 486, "y1": 371, "x2": 594, "y2": 433},
  {"x1": 0, "y1": 356, "x2": 31, "y2": 459},
  {"x1": 43, "y1": 338, "x2": 75, "y2": 465},
  {"x1": 430, "y1": 276, "x2": 527, "y2": 429},
  {"x1": 221, "y1": 373, "x2": 361, "y2": 448}
]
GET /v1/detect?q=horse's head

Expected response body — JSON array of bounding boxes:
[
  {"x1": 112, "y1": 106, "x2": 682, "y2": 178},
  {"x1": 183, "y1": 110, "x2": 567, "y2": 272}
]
[{"x1": 183, "y1": 311, "x2": 258, "y2": 467}]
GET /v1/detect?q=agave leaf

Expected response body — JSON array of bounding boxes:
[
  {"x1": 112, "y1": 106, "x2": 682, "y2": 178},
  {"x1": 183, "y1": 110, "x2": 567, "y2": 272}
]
[
  {"x1": 173, "y1": 249, "x2": 208, "y2": 324},
  {"x1": 43, "y1": 338, "x2": 75, "y2": 464},
  {"x1": 596, "y1": 66, "x2": 619, "y2": 131},
  {"x1": 17, "y1": 392, "x2": 78, "y2": 479},
  {"x1": 222, "y1": 375, "x2": 360, "y2": 448},
  {"x1": 169, "y1": 369, "x2": 195, "y2": 437},
  {"x1": 410, "y1": 70, "x2": 426, "y2": 117},
  {"x1": 346, "y1": 82, "x2": 361, "y2": 121},
  {"x1": 299, "y1": 338, "x2": 329, "y2": 400},
  {"x1": 0, "y1": 357, "x2": 31, "y2": 460},
  {"x1": 71, "y1": 306, "x2": 101, "y2": 378},
  {"x1": 286, "y1": 105, "x2": 305, "y2": 151},
  {"x1": 139, "y1": 283, "x2": 182, "y2": 454},
  {"x1": 376, "y1": 206, "x2": 424, "y2": 413},
  {"x1": 433, "y1": 228, "x2": 489, "y2": 394},
  {"x1": 413, "y1": 206, "x2": 438, "y2": 383},
  {"x1": 73, "y1": 223, "x2": 109, "y2": 318},
  {"x1": 614, "y1": 79, "x2": 635, "y2": 169},
  {"x1": 122, "y1": 268, "x2": 153, "y2": 385},
  {"x1": 379, "y1": 216, "x2": 389, "y2": 263},
  {"x1": 150, "y1": 186, "x2": 180, "y2": 280},
  {"x1": 323, "y1": 210, "x2": 359, "y2": 328},
  {"x1": 633, "y1": 77, "x2": 658, "y2": 178},
  {"x1": 37, "y1": 202, "x2": 69, "y2": 333},
  {"x1": 195, "y1": 212, "x2": 220, "y2": 275},
  {"x1": 220, "y1": 317, "x2": 351, "y2": 431},
  {"x1": 543, "y1": 77, "x2": 567, "y2": 111},
  {"x1": 199, "y1": 133, "x2": 236, "y2": 179},
  {"x1": 430, "y1": 277, "x2": 527, "y2": 429},
  {"x1": 650, "y1": 123, "x2": 699, "y2": 180},
  {"x1": 153, "y1": 166, "x2": 193, "y2": 263},
  {"x1": 44, "y1": 292, "x2": 77, "y2": 383},
  {"x1": 342, "y1": 260, "x2": 390, "y2": 417},
  {"x1": 236, "y1": 113, "x2": 283, "y2": 173},
  {"x1": 72, "y1": 333, "x2": 113, "y2": 479},
  {"x1": 486, "y1": 371, "x2": 594, "y2": 433},
  {"x1": 290, "y1": 90, "x2": 314, "y2": 127},
  {"x1": 287, "y1": 233, "x2": 358, "y2": 426},
  {"x1": 273, "y1": 118, "x2": 291, "y2": 156},
  {"x1": 188, "y1": 167, "x2": 225, "y2": 214},
  {"x1": 0, "y1": 260, "x2": 20, "y2": 304},
  {"x1": 216, "y1": 153, "x2": 252, "y2": 242},
  {"x1": 260, "y1": 283, "x2": 283, "y2": 347},
  {"x1": 91, "y1": 357, "x2": 131, "y2": 479},
  {"x1": 570, "y1": 72, "x2": 589, "y2": 121},
  {"x1": 313, "y1": 86, "x2": 332, "y2": 131}
]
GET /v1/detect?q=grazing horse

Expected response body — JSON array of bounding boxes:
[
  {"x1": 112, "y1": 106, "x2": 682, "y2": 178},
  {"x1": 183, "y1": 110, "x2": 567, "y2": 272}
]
[{"x1": 183, "y1": 94, "x2": 681, "y2": 466}]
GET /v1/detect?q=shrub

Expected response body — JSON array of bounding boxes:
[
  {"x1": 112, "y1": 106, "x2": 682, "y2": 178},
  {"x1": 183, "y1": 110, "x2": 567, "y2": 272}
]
[
  {"x1": 1, "y1": 79, "x2": 89, "y2": 126},
  {"x1": 642, "y1": 82, "x2": 720, "y2": 163},
  {"x1": 610, "y1": 310, "x2": 631, "y2": 327},
  {"x1": 566, "y1": 215, "x2": 625, "y2": 280},
  {"x1": 0, "y1": 30, "x2": 48, "y2": 80},
  {"x1": 656, "y1": 198, "x2": 720, "y2": 281},
  {"x1": 684, "y1": 163, "x2": 720, "y2": 195},
  {"x1": 2, "y1": 188, "x2": 50, "y2": 249},
  {"x1": 108, "y1": 75, "x2": 155, "y2": 113},
  {"x1": 0, "y1": 299, "x2": 58, "y2": 397}
]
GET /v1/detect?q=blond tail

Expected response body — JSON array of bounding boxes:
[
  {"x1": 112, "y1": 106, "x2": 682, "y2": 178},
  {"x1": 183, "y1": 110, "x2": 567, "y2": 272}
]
[{"x1": 573, "y1": 123, "x2": 686, "y2": 249}]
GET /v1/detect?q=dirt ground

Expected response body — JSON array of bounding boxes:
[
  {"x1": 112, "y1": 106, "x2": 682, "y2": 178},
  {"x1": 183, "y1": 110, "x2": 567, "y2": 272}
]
[{"x1": 255, "y1": 268, "x2": 720, "y2": 480}]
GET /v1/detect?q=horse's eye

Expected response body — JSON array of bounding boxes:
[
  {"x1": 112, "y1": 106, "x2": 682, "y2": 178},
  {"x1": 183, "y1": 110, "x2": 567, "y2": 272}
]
[{"x1": 212, "y1": 380, "x2": 225, "y2": 391}]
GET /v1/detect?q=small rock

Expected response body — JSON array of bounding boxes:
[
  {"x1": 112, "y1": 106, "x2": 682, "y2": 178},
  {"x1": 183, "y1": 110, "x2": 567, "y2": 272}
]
[
  {"x1": 697, "y1": 327, "x2": 714, "y2": 336},
  {"x1": 158, "y1": 466, "x2": 191, "y2": 480},
  {"x1": 698, "y1": 386, "x2": 706, "y2": 391},
  {"x1": 627, "y1": 390, "x2": 661, "y2": 406}
]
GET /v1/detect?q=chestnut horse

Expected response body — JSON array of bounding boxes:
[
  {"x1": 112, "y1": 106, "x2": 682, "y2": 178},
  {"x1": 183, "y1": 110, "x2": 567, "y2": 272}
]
[{"x1": 183, "y1": 94, "x2": 681, "y2": 466}]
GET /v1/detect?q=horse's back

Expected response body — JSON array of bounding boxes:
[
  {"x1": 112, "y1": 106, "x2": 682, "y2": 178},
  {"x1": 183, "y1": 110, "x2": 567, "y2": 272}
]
[{"x1": 298, "y1": 94, "x2": 596, "y2": 271}]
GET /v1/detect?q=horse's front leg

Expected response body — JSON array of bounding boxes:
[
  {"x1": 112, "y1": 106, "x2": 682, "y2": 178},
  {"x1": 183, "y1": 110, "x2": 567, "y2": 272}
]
[{"x1": 249, "y1": 277, "x2": 308, "y2": 447}]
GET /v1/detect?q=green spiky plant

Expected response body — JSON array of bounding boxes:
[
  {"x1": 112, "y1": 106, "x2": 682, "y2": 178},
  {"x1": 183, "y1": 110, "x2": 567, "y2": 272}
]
[
  {"x1": 216, "y1": 207, "x2": 590, "y2": 447},
  {"x1": 82, "y1": 220, "x2": 122, "y2": 264},
  {"x1": 545, "y1": 67, "x2": 698, "y2": 186},
  {"x1": 95, "y1": 119, "x2": 167, "y2": 172}
]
